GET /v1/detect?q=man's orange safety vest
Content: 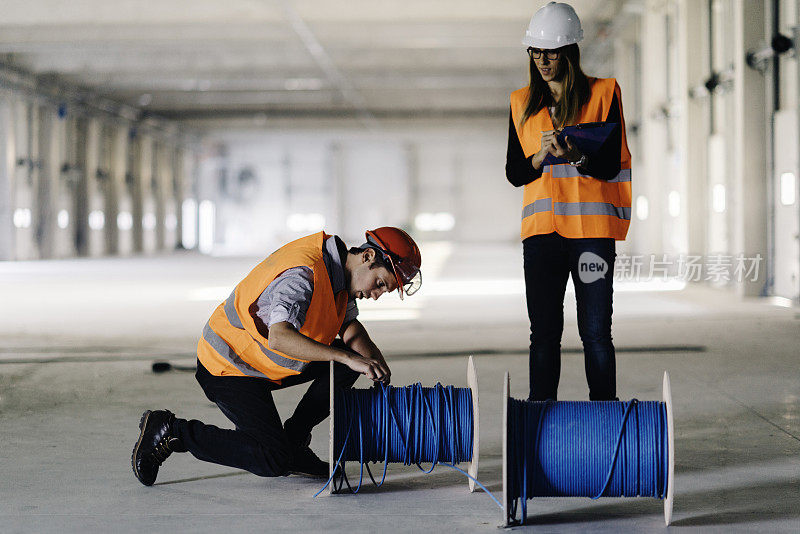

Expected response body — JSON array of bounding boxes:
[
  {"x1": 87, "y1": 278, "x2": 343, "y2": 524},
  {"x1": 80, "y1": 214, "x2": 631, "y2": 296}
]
[
  {"x1": 197, "y1": 231, "x2": 349, "y2": 381},
  {"x1": 510, "y1": 77, "x2": 632, "y2": 241}
]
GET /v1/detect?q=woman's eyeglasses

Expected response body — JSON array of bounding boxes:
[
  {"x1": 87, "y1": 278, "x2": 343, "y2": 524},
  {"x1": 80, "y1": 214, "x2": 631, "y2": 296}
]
[{"x1": 527, "y1": 47, "x2": 560, "y2": 60}]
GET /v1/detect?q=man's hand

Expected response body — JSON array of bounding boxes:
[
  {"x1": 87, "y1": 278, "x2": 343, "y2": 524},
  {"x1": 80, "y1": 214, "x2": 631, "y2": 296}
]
[
  {"x1": 369, "y1": 352, "x2": 391, "y2": 385},
  {"x1": 339, "y1": 351, "x2": 390, "y2": 384},
  {"x1": 267, "y1": 321, "x2": 391, "y2": 384},
  {"x1": 339, "y1": 319, "x2": 391, "y2": 385}
]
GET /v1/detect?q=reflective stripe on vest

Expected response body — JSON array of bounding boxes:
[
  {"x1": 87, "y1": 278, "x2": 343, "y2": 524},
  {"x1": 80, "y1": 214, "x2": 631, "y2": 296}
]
[
  {"x1": 223, "y1": 289, "x2": 244, "y2": 329},
  {"x1": 549, "y1": 166, "x2": 632, "y2": 183},
  {"x1": 523, "y1": 198, "x2": 631, "y2": 221},
  {"x1": 510, "y1": 77, "x2": 632, "y2": 241},
  {"x1": 522, "y1": 198, "x2": 552, "y2": 219},
  {"x1": 197, "y1": 231, "x2": 348, "y2": 381},
  {"x1": 201, "y1": 322, "x2": 270, "y2": 379},
  {"x1": 218, "y1": 289, "x2": 309, "y2": 372}
]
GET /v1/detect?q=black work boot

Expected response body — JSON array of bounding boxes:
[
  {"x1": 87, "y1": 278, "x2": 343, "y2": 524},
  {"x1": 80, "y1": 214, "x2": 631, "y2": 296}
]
[
  {"x1": 284, "y1": 422, "x2": 328, "y2": 478},
  {"x1": 131, "y1": 410, "x2": 185, "y2": 486}
]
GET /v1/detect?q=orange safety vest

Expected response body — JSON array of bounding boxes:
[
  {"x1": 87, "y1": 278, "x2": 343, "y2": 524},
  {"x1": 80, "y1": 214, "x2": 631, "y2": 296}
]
[
  {"x1": 197, "y1": 231, "x2": 349, "y2": 381},
  {"x1": 510, "y1": 77, "x2": 632, "y2": 241}
]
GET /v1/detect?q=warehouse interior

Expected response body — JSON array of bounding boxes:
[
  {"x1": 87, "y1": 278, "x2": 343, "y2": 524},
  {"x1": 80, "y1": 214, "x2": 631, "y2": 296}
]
[{"x1": 1, "y1": 1, "x2": 799, "y2": 532}]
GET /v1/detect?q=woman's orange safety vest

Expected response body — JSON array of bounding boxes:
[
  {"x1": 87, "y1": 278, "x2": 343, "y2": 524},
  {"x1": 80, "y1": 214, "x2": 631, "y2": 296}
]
[
  {"x1": 197, "y1": 231, "x2": 349, "y2": 381},
  {"x1": 510, "y1": 77, "x2": 632, "y2": 241}
]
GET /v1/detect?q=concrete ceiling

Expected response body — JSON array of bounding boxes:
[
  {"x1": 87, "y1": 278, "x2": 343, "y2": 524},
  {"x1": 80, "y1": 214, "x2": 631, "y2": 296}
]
[{"x1": 0, "y1": 1, "x2": 626, "y2": 123}]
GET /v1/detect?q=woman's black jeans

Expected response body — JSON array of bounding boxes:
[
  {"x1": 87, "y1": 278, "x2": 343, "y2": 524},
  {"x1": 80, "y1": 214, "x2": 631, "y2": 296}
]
[{"x1": 523, "y1": 232, "x2": 617, "y2": 401}]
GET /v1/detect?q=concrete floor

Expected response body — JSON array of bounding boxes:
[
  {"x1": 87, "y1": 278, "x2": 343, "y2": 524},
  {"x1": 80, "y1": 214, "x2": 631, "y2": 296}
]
[{"x1": 1, "y1": 243, "x2": 799, "y2": 533}]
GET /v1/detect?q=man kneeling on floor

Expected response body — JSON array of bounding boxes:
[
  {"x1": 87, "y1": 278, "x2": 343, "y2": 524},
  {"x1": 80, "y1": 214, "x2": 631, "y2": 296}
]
[{"x1": 132, "y1": 227, "x2": 422, "y2": 485}]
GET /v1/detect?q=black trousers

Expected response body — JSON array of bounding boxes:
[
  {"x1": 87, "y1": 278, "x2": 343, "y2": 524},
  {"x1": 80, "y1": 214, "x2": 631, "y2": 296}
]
[
  {"x1": 173, "y1": 341, "x2": 360, "y2": 477},
  {"x1": 523, "y1": 232, "x2": 617, "y2": 401}
]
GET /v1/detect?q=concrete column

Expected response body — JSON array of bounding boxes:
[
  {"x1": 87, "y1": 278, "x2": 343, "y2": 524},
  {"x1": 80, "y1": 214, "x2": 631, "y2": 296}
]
[
  {"x1": 130, "y1": 132, "x2": 143, "y2": 252},
  {"x1": 51, "y1": 106, "x2": 71, "y2": 258},
  {"x1": 185, "y1": 150, "x2": 201, "y2": 250},
  {"x1": 732, "y1": 0, "x2": 768, "y2": 296},
  {"x1": 14, "y1": 99, "x2": 36, "y2": 260},
  {"x1": 780, "y1": 1, "x2": 798, "y2": 110},
  {"x1": 173, "y1": 146, "x2": 185, "y2": 249},
  {"x1": 74, "y1": 117, "x2": 89, "y2": 256},
  {"x1": 678, "y1": 0, "x2": 710, "y2": 259},
  {"x1": 638, "y1": 1, "x2": 669, "y2": 256},
  {"x1": 106, "y1": 123, "x2": 128, "y2": 255},
  {"x1": 162, "y1": 145, "x2": 177, "y2": 250},
  {"x1": 131, "y1": 132, "x2": 154, "y2": 253},
  {"x1": 80, "y1": 117, "x2": 102, "y2": 257},
  {"x1": 0, "y1": 92, "x2": 15, "y2": 260},
  {"x1": 153, "y1": 141, "x2": 166, "y2": 250},
  {"x1": 769, "y1": 18, "x2": 800, "y2": 299},
  {"x1": 61, "y1": 115, "x2": 78, "y2": 255},
  {"x1": 35, "y1": 105, "x2": 58, "y2": 258},
  {"x1": 195, "y1": 147, "x2": 219, "y2": 254}
]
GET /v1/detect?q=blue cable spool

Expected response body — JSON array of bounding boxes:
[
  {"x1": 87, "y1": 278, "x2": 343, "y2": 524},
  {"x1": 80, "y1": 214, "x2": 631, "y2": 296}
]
[
  {"x1": 501, "y1": 372, "x2": 675, "y2": 527},
  {"x1": 318, "y1": 356, "x2": 482, "y2": 497}
]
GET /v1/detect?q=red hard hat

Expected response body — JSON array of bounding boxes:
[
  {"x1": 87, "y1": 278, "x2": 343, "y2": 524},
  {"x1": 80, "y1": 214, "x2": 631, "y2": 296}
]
[{"x1": 363, "y1": 227, "x2": 422, "y2": 299}]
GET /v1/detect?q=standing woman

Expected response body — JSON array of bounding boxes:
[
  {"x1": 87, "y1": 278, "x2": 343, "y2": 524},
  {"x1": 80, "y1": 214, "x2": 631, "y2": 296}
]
[{"x1": 505, "y1": 2, "x2": 632, "y2": 401}]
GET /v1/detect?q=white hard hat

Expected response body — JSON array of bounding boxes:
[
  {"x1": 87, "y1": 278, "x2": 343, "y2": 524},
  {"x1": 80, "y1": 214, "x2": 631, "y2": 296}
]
[{"x1": 522, "y1": 2, "x2": 584, "y2": 49}]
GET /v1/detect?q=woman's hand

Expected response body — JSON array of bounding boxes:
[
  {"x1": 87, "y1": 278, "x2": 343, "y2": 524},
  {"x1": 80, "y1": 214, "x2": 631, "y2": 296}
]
[
  {"x1": 532, "y1": 130, "x2": 558, "y2": 169},
  {"x1": 537, "y1": 130, "x2": 583, "y2": 165}
]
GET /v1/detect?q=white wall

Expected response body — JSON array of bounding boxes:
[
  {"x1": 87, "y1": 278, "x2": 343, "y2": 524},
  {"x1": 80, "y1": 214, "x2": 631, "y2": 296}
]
[
  {"x1": 771, "y1": 0, "x2": 800, "y2": 299},
  {"x1": 205, "y1": 117, "x2": 517, "y2": 255},
  {"x1": 627, "y1": 0, "x2": 785, "y2": 296}
]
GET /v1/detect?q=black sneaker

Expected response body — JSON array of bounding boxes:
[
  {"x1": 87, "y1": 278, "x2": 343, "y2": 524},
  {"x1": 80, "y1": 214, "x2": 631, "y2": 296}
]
[
  {"x1": 288, "y1": 435, "x2": 329, "y2": 478},
  {"x1": 131, "y1": 410, "x2": 184, "y2": 486}
]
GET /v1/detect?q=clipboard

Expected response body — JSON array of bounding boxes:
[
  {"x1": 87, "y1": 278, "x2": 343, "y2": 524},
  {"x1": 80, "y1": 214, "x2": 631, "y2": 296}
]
[{"x1": 541, "y1": 122, "x2": 619, "y2": 166}]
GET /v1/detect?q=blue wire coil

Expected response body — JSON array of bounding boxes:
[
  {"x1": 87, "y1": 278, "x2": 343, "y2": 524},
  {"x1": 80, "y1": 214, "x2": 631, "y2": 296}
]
[
  {"x1": 507, "y1": 398, "x2": 669, "y2": 524},
  {"x1": 315, "y1": 382, "x2": 500, "y2": 506},
  {"x1": 336, "y1": 384, "x2": 473, "y2": 465}
]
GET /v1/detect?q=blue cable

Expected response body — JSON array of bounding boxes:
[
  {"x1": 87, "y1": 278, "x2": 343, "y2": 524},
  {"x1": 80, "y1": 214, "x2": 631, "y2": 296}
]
[
  {"x1": 314, "y1": 384, "x2": 668, "y2": 524},
  {"x1": 315, "y1": 383, "x2": 502, "y2": 508},
  {"x1": 507, "y1": 398, "x2": 669, "y2": 524}
]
